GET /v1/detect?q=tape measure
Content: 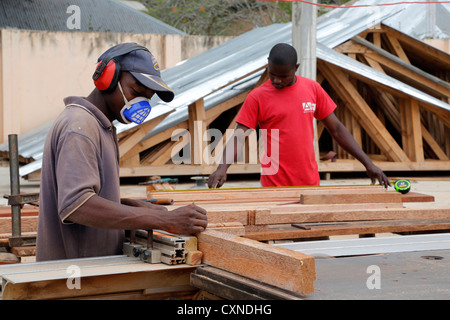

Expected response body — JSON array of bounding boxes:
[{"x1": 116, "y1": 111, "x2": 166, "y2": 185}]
[{"x1": 394, "y1": 179, "x2": 411, "y2": 194}]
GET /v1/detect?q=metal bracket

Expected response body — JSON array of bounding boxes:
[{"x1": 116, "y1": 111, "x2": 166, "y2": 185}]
[{"x1": 5, "y1": 193, "x2": 40, "y2": 206}]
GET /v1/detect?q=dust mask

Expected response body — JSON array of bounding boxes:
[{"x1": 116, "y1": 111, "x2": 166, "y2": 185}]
[{"x1": 117, "y1": 81, "x2": 152, "y2": 125}]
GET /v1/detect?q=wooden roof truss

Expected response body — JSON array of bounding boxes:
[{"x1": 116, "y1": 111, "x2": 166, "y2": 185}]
[{"x1": 118, "y1": 24, "x2": 450, "y2": 178}]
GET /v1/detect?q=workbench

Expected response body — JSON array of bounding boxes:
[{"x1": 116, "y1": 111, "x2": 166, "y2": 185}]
[
  {"x1": 1, "y1": 185, "x2": 450, "y2": 300},
  {"x1": 2, "y1": 247, "x2": 449, "y2": 300},
  {"x1": 0, "y1": 255, "x2": 197, "y2": 300}
]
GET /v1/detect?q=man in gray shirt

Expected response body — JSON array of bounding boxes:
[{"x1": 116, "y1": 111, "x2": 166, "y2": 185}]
[{"x1": 36, "y1": 43, "x2": 207, "y2": 261}]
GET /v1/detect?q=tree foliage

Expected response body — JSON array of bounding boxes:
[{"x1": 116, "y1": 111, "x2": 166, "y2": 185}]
[{"x1": 140, "y1": 0, "x2": 292, "y2": 36}]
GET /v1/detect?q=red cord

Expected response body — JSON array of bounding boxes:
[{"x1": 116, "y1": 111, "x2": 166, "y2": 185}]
[{"x1": 258, "y1": 0, "x2": 450, "y2": 9}]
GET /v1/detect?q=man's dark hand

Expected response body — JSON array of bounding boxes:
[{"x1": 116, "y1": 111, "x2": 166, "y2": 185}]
[
  {"x1": 207, "y1": 166, "x2": 228, "y2": 188},
  {"x1": 366, "y1": 164, "x2": 391, "y2": 188},
  {"x1": 163, "y1": 204, "x2": 208, "y2": 235}
]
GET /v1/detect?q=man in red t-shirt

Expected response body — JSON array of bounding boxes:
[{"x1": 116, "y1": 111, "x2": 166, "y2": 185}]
[{"x1": 208, "y1": 43, "x2": 390, "y2": 188}]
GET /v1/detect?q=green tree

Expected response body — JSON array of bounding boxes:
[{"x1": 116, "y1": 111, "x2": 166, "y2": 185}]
[{"x1": 141, "y1": 0, "x2": 291, "y2": 35}]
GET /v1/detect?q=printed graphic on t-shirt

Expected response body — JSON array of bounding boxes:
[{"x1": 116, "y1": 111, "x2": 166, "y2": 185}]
[{"x1": 302, "y1": 102, "x2": 316, "y2": 113}]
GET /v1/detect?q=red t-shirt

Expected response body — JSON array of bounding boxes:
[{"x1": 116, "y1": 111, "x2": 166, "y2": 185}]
[{"x1": 236, "y1": 75, "x2": 336, "y2": 187}]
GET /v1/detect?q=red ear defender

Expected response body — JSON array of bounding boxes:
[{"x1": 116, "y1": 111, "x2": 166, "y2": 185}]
[
  {"x1": 93, "y1": 59, "x2": 120, "y2": 92},
  {"x1": 93, "y1": 44, "x2": 148, "y2": 91}
]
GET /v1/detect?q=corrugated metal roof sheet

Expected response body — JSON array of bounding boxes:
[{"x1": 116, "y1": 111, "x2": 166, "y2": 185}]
[
  {"x1": 0, "y1": 0, "x2": 186, "y2": 35},
  {"x1": 321, "y1": 0, "x2": 450, "y2": 39},
  {"x1": 1, "y1": 0, "x2": 449, "y2": 176},
  {"x1": 384, "y1": 2, "x2": 450, "y2": 39}
]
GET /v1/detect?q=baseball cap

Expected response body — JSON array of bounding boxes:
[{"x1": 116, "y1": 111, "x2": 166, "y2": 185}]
[{"x1": 98, "y1": 43, "x2": 175, "y2": 102}]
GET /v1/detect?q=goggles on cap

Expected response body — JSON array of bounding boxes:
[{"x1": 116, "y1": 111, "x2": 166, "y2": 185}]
[{"x1": 117, "y1": 81, "x2": 151, "y2": 125}]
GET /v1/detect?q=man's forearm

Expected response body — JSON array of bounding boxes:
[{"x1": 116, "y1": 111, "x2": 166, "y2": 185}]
[{"x1": 67, "y1": 195, "x2": 165, "y2": 230}]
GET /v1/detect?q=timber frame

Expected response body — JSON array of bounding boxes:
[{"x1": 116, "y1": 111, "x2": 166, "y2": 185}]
[{"x1": 117, "y1": 23, "x2": 449, "y2": 178}]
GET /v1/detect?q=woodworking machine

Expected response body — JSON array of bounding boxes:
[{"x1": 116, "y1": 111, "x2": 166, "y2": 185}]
[{"x1": 123, "y1": 229, "x2": 187, "y2": 265}]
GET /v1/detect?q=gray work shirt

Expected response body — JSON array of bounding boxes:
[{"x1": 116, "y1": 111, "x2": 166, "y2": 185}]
[{"x1": 36, "y1": 96, "x2": 124, "y2": 261}]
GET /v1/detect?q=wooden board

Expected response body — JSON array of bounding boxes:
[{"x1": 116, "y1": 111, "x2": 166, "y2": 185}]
[
  {"x1": 197, "y1": 229, "x2": 316, "y2": 295},
  {"x1": 254, "y1": 207, "x2": 450, "y2": 225},
  {"x1": 191, "y1": 266, "x2": 304, "y2": 300},
  {"x1": 244, "y1": 219, "x2": 450, "y2": 241},
  {"x1": 0, "y1": 256, "x2": 196, "y2": 300},
  {"x1": 299, "y1": 191, "x2": 402, "y2": 204}
]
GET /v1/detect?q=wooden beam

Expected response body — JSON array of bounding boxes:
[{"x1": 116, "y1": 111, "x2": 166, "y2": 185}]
[
  {"x1": 191, "y1": 266, "x2": 303, "y2": 300},
  {"x1": 384, "y1": 25, "x2": 450, "y2": 70},
  {"x1": 205, "y1": 90, "x2": 250, "y2": 125},
  {"x1": 319, "y1": 61, "x2": 410, "y2": 162},
  {"x1": 120, "y1": 121, "x2": 188, "y2": 163},
  {"x1": 197, "y1": 229, "x2": 316, "y2": 295},
  {"x1": 255, "y1": 207, "x2": 450, "y2": 225},
  {"x1": 143, "y1": 140, "x2": 177, "y2": 166},
  {"x1": 299, "y1": 191, "x2": 402, "y2": 204},
  {"x1": 147, "y1": 185, "x2": 386, "y2": 203},
  {"x1": 188, "y1": 98, "x2": 206, "y2": 165},
  {"x1": 399, "y1": 98, "x2": 424, "y2": 162},
  {"x1": 421, "y1": 124, "x2": 449, "y2": 161},
  {"x1": 119, "y1": 163, "x2": 262, "y2": 177},
  {"x1": 384, "y1": 32, "x2": 411, "y2": 64},
  {"x1": 118, "y1": 159, "x2": 450, "y2": 177},
  {"x1": 363, "y1": 50, "x2": 450, "y2": 99},
  {"x1": 118, "y1": 111, "x2": 172, "y2": 159},
  {"x1": 0, "y1": 256, "x2": 196, "y2": 300},
  {"x1": 244, "y1": 219, "x2": 450, "y2": 241}
]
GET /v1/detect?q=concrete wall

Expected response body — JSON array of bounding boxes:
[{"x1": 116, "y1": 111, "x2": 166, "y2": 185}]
[{"x1": 0, "y1": 29, "x2": 233, "y2": 143}]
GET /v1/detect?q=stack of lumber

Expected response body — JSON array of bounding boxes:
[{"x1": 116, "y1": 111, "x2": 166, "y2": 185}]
[
  {"x1": 146, "y1": 184, "x2": 450, "y2": 297},
  {"x1": 148, "y1": 185, "x2": 448, "y2": 242},
  {"x1": 0, "y1": 206, "x2": 38, "y2": 246},
  {"x1": 1, "y1": 185, "x2": 448, "y2": 299}
]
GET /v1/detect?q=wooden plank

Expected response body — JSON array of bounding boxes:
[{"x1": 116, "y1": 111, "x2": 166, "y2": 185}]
[
  {"x1": 11, "y1": 246, "x2": 36, "y2": 257},
  {"x1": 191, "y1": 266, "x2": 303, "y2": 300},
  {"x1": 119, "y1": 159, "x2": 450, "y2": 177},
  {"x1": 399, "y1": 98, "x2": 424, "y2": 162},
  {"x1": 119, "y1": 111, "x2": 172, "y2": 159},
  {"x1": 0, "y1": 216, "x2": 38, "y2": 234},
  {"x1": 300, "y1": 191, "x2": 402, "y2": 204},
  {"x1": 363, "y1": 50, "x2": 450, "y2": 99},
  {"x1": 401, "y1": 191, "x2": 434, "y2": 203},
  {"x1": 384, "y1": 32, "x2": 411, "y2": 63},
  {"x1": 244, "y1": 219, "x2": 450, "y2": 241},
  {"x1": 120, "y1": 121, "x2": 188, "y2": 163},
  {"x1": 0, "y1": 256, "x2": 196, "y2": 300},
  {"x1": 319, "y1": 159, "x2": 450, "y2": 172},
  {"x1": 197, "y1": 230, "x2": 315, "y2": 295},
  {"x1": 205, "y1": 208, "x2": 266, "y2": 226},
  {"x1": 255, "y1": 207, "x2": 450, "y2": 225},
  {"x1": 205, "y1": 90, "x2": 250, "y2": 125},
  {"x1": 188, "y1": 98, "x2": 206, "y2": 165},
  {"x1": 421, "y1": 124, "x2": 450, "y2": 161},
  {"x1": 384, "y1": 26, "x2": 450, "y2": 70},
  {"x1": 0, "y1": 206, "x2": 39, "y2": 218},
  {"x1": 148, "y1": 185, "x2": 386, "y2": 202}
]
